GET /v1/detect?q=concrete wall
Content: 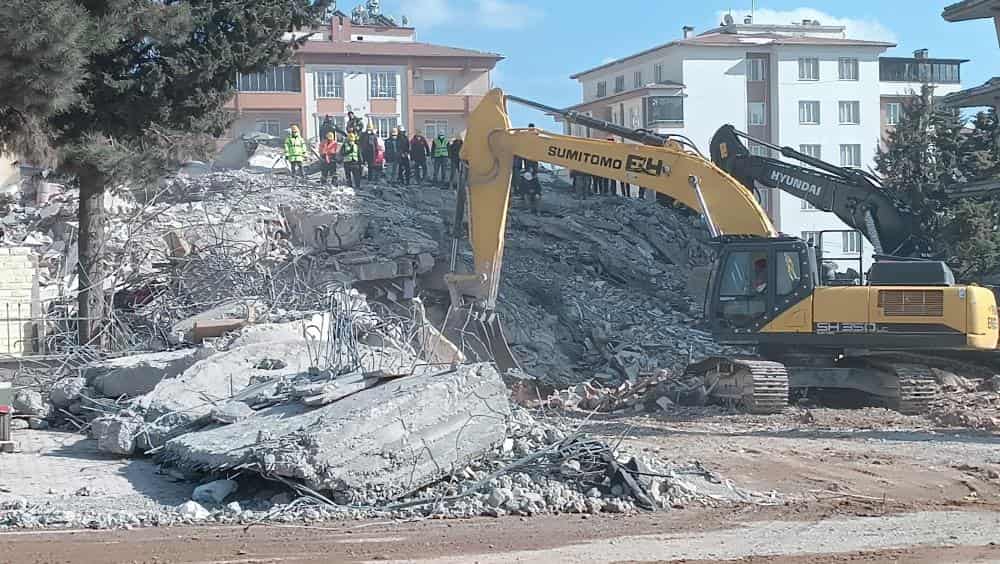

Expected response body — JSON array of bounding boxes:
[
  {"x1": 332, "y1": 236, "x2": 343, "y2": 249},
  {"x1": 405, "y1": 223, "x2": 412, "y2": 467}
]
[{"x1": 0, "y1": 248, "x2": 38, "y2": 357}]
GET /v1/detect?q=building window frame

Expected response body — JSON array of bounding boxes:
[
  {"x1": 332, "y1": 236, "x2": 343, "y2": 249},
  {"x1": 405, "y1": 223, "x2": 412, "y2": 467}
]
[
  {"x1": 424, "y1": 119, "x2": 449, "y2": 139},
  {"x1": 255, "y1": 119, "x2": 282, "y2": 137},
  {"x1": 799, "y1": 101, "x2": 821, "y2": 125},
  {"x1": 843, "y1": 231, "x2": 862, "y2": 254},
  {"x1": 645, "y1": 95, "x2": 684, "y2": 125},
  {"x1": 838, "y1": 58, "x2": 859, "y2": 81},
  {"x1": 886, "y1": 102, "x2": 902, "y2": 126},
  {"x1": 634, "y1": 70, "x2": 643, "y2": 89},
  {"x1": 798, "y1": 58, "x2": 820, "y2": 81},
  {"x1": 840, "y1": 144, "x2": 862, "y2": 168},
  {"x1": 799, "y1": 144, "x2": 822, "y2": 159},
  {"x1": 839, "y1": 101, "x2": 861, "y2": 125},
  {"x1": 615, "y1": 75, "x2": 625, "y2": 93},
  {"x1": 370, "y1": 115, "x2": 399, "y2": 138},
  {"x1": 654, "y1": 63, "x2": 665, "y2": 83},
  {"x1": 748, "y1": 102, "x2": 767, "y2": 126},
  {"x1": 315, "y1": 70, "x2": 344, "y2": 99},
  {"x1": 802, "y1": 231, "x2": 820, "y2": 245},
  {"x1": 597, "y1": 81, "x2": 607, "y2": 98},
  {"x1": 369, "y1": 71, "x2": 399, "y2": 99},
  {"x1": 747, "y1": 58, "x2": 767, "y2": 82},
  {"x1": 237, "y1": 65, "x2": 301, "y2": 93},
  {"x1": 422, "y1": 79, "x2": 436, "y2": 95}
]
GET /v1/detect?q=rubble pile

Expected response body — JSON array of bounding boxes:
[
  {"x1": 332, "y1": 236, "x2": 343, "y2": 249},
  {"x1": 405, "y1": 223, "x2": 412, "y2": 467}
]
[{"x1": 928, "y1": 371, "x2": 1000, "y2": 431}]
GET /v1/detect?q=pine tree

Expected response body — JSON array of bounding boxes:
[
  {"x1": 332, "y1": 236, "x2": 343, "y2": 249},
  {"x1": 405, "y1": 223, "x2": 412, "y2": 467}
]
[{"x1": 0, "y1": 0, "x2": 327, "y2": 345}]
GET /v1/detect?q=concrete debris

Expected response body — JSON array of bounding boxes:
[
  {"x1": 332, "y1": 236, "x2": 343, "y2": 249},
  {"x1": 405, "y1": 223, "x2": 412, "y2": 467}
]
[
  {"x1": 192, "y1": 479, "x2": 238, "y2": 504},
  {"x1": 176, "y1": 501, "x2": 211, "y2": 521},
  {"x1": 12, "y1": 390, "x2": 47, "y2": 417},
  {"x1": 163, "y1": 363, "x2": 511, "y2": 503},
  {"x1": 91, "y1": 413, "x2": 144, "y2": 456},
  {"x1": 48, "y1": 378, "x2": 87, "y2": 409},
  {"x1": 87, "y1": 349, "x2": 208, "y2": 399},
  {"x1": 209, "y1": 401, "x2": 255, "y2": 424}
]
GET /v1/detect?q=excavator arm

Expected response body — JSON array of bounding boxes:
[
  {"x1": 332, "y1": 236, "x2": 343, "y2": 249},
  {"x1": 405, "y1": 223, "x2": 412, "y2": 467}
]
[
  {"x1": 444, "y1": 89, "x2": 778, "y2": 370},
  {"x1": 450, "y1": 89, "x2": 776, "y2": 310},
  {"x1": 709, "y1": 125, "x2": 921, "y2": 257}
]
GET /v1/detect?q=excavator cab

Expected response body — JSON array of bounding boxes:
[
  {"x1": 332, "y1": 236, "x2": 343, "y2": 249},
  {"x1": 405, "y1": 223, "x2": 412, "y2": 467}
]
[{"x1": 705, "y1": 237, "x2": 817, "y2": 340}]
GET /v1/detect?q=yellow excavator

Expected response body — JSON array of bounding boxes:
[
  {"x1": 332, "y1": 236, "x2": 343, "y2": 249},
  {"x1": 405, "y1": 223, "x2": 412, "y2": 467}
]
[{"x1": 445, "y1": 89, "x2": 1000, "y2": 414}]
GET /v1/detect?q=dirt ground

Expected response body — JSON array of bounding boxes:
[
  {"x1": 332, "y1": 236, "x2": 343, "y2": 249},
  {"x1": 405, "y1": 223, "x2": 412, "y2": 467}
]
[{"x1": 3, "y1": 405, "x2": 1000, "y2": 563}]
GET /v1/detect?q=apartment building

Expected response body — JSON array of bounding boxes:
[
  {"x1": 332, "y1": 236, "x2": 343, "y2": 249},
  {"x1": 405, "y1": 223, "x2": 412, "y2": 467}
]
[
  {"x1": 226, "y1": 7, "x2": 503, "y2": 141},
  {"x1": 565, "y1": 20, "x2": 965, "y2": 275},
  {"x1": 943, "y1": 0, "x2": 1000, "y2": 108}
]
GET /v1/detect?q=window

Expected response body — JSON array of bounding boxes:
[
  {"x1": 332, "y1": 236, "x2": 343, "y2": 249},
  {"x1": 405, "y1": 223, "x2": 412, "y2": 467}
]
[
  {"x1": 799, "y1": 101, "x2": 820, "y2": 125},
  {"x1": 237, "y1": 66, "x2": 301, "y2": 92},
  {"x1": 839, "y1": 101, "x2": 860, "y2": 125},
  {"x1": 748, "y1": 102, "x2": 767, "y2": 126},
  {"x1": 840, "y1": 144, "x2": 862, "y2": 168},
  {"x1": 776, "y1": 251, "x2": 802, "y2": 297},
  {"x1": 838, "y1": 58, "x2": 859, "y2": 81},
  {"x1": 369, "y1": 72, "x2": 398, "y2": 98},
  {"x1": 755, "y1": 187, "x2": 773, "y2": 213},
  {"x1": 423, "y1": 79, "x2": 436, "y2": 94},
  {"x1": 597, "y1": 81, "x2": 607, "y2": 98},
  {"x1": 798, "y1": 58, "x2": 819, "y2": 81},
  {"x1": 634, "y1": 70, "x2": 643, "y2": 89},
  {"x1": 255, "y1": 119, "x2": 281, "y2": 137},
  {"x1": 749, "y1": 142, "x2": 771, "y2": 158},
  {"x1": 802, "y1": 231, "x2": 820, "y2": 245},
  {"x1": 843, "y1": 231, "x2": 862, "y2": 254},
  {"x1": 615, "y1": 75, "x2": 625, "y2": 93},
  {"x1": 799, "y1": 144, "x2": 822, "y2": 159},
  {"x1": 747, "y1": 58, "x2": 767, "y2": 82},
  {"x1": 886, "y1": 102, "x2": 902, "y2": 126},
  {"x1": 879, "y1": 59, "x2": 961, "y2": 84},
  {"x1": 718, "y1": 251, "x2": 769, "y2": 327},
  {"x1": 801, "y1": 200, "x2": 817, "y2": 211},
  {"x1": 654, "y1": 63, "x2": 665, "y2": 83},
  {"x1": 314, "y1": 115, "x2": 345, "y2": 137},
  {"x1": 315, "y1": 70, "x2": 344, "y2": 98},
  {"x1": 370, "y1": 116, "x2": 399, "y2": 138},
  {"x1": 628, "y1": 107, "x2": 638, "y2": 128},
  {"x1": 424, "y1": 119, "x2": 449, "y2": 139},
  {"x1": 645, "y1": 96, "x2": 683, "y2": 124}
]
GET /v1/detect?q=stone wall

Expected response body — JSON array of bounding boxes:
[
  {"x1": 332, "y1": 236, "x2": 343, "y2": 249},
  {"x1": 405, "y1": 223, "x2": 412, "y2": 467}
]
[{"x1": 0, "y1": 248, "x2": 38, "y2": 356}]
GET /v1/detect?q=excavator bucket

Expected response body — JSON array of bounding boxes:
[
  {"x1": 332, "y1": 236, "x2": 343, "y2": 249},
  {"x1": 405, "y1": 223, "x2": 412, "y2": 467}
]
[{"x1": 441, "y1": 303, "x2": 520, "y2": 372}]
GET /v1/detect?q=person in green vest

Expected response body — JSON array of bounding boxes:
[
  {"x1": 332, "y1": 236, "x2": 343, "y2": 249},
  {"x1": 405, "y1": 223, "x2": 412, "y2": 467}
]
[
  {"x1": 341, "y1": 136, "x2": 362, "y2": 189},
  {"x1": 284, "y1": 124, "x2": 307, "y2": 177},
  {"x1": 431, "y1": 132, "x2": 449, "y2": 185}
]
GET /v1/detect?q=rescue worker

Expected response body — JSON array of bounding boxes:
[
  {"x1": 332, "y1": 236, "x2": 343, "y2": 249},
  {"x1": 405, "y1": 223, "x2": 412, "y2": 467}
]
[
  {"x1": 318, "y1": 131, "x2": 339, "y2": 185},
  {"x1": 372, "y1": 135, "x2": 386, "y2": 180},
  {"x1": 521, "y1": 169, "x2": 542, "y2": 215},
  {"x1": 361, "y1": 125, "x2": 378, "y2": 180},
  {"x1": 319, "y1": 115, "x2": 336, "y2": 140},
  {"x1": 410, "y1": 131, "x2": 431, "y2": 183},
  {"x1": 396, "y1": 126, "x2": 412, "y2": 185},
  {"x1": 431, "y1": 132, "x2": 450, "y2": 185},
  {"x1": 346, "y1": 111, "x2": 364, "y2": 133},
  {"x1": 341, "y1": 135, "x2": 363, "y2": 189},
  {"x1": 571, "y1": 169, "x2": 590, "y2": 200},
  {"x1": 284, "y1": 125, "x2": 307, "y2": 177},
  {"x1": 753, "y1": 258, "x2": 769, "y2": 294},
  {"x1": 447, "y1": 136, "x2": 464, "y2": 190},
  {"x1": 385, "y1": 128, "x2": 400, "y2": 183}
]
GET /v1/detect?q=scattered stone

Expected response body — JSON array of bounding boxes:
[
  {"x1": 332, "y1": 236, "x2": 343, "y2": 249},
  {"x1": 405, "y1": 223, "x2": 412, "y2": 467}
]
[
  {"x1": 92, "y1": 414, "x2": 144, "y2": 456},
  {"x1": 12, "y1": 390, "x2": 47, "y2": 417},
  {"x1": 210, "y1": 402, "x2": 255, "y2": 425},
  {"x1": 176, "y1": 501, "x2": 211, "y2": 521},
  {"x1": 49, "y1": 378, "x2": 87, "y2": 408},
  {"x1": 10, "y1": 418, "x2": 28, "y2": 430}
]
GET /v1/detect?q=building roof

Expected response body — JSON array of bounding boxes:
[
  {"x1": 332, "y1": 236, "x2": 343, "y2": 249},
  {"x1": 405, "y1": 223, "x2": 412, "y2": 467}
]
[
  {"x1": 943, "y1": 77, "x2": 1000, "y2": 108},
  {"x1": 570, "y1": 32, "x2": 894, "y2": 79},
  {"x1": 942, "y1": 0, "x2": 1000, "y2": 22},
  {"x1": 298, "y1": 40, "x2": 503, "y2": 62}
]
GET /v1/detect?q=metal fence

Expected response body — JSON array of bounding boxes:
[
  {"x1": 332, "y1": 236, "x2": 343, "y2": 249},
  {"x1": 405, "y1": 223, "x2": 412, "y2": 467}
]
[{"x1": 0, "y1": 300, "x2": 140, "y2": 358}]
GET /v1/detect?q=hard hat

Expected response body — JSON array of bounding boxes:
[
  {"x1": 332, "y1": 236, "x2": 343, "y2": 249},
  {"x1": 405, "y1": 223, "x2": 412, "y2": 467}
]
[{"x1": 326, "y1": 132, "x2": 335, "y2": 140}]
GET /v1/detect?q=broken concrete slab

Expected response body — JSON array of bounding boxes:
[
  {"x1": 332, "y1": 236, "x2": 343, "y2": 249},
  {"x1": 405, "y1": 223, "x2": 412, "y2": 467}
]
[
  {"x1": 209, "y1": 401, "x2": 254, "y2": 424},
  {"x1": 162, "y1": 363, "x2": 511, "y2": 502},
  {"x1": 192, "y1": 479, "x2": 237, "y2": 504},
  {"x1": 49, "y1": 378, "x2": 87, "y2": 408},
  {"x1": 169, "y1": 298, "x2": 261, "y2": 344},
  {"x1": 88, "y1": 349, "x2": 209, "y2": 399},
  {"x1": 191, "y1": 319, "x2": 248, "y2": 343},
  {"x1": 280, "y1": 205, "x2": 369, "y2": 252},
  {"x1": 12, "y1": 390, "x2": 47, "y2": 417}
]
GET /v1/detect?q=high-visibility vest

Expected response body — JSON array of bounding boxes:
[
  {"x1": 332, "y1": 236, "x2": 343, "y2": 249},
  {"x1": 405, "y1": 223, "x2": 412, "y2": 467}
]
[
  {"x1": 284, "y1": 134, "x2": 307, "y2": 162},
  {"x1": 432, "y1": 136, "x2": 449, "y2": 158}
]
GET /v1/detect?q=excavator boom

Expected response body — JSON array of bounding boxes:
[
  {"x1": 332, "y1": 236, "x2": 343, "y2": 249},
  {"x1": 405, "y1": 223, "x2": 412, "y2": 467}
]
[{"x1": 453, "y1": 89, "x2": 776, "y2": 311}]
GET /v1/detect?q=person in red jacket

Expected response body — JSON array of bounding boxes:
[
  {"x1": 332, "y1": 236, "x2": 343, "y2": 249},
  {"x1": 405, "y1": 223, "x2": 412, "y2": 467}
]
[{"x1": 318, "y1": 132, "x2": 340, "y2": 185}]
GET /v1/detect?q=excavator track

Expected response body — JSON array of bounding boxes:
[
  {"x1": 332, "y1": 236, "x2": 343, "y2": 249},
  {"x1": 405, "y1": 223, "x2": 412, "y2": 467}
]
[
  {"x1": 686, "y1": 358, "x2": 789, "y2": 414},
  {"x1": 861, "y1": 361, "x2": 939, "y2": 415}
]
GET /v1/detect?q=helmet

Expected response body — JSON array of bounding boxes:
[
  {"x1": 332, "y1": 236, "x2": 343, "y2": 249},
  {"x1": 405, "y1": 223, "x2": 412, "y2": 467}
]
[{"x1": 326, "y1": 132, "x2": 335, "y2": 140}]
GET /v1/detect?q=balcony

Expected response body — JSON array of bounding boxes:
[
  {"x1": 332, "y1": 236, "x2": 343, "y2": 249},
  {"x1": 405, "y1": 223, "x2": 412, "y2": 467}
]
[
  {"x1": 411, "y1": 94, "x2": 484, "y2": 113},
  {"x1": 227, "y1": 91, "x2": 304, "y2": 111}
]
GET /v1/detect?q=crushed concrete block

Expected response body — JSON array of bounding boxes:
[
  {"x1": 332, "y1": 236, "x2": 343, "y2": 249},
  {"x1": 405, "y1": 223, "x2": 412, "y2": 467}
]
[
  {"x1": 353, "y1": 261, "x2": 398, "y2": 281},
  {"x1": 49, "y1": 378, "x2": 87, "y2": 408},
  {"x1": 191, "y1": 319, "x2": 248, "y2": 343},
  {"x1": 281, "y1": 206, "x2": 369, "y2": 251},
  {"x1": 93, "y1": 414, "x2": 143, "y2": 456},
  {"x1": 210, "y1": 401, "x2": 255, "y2": 424},
  {"x1": 163, "y1": 363, "x2": 511, "y2": 502},
  {"x1": 170, "y1": 299, "x2": 261, "y2": 344},
  {"x1": 12, "y1": 390, "x2": 47, "y2": 417},
  {"x1": 192, "y1": 479, "x2": 238, "y2": 504},
  {"x1": 89, "y1": 349, "x2": 208, "y2": 399},
  {"x1": 176, "y1": 500, "x2": 211, "y2": 521},
  {"x1": 225, "y1": 501, "x2": 242, "y2": 514}
]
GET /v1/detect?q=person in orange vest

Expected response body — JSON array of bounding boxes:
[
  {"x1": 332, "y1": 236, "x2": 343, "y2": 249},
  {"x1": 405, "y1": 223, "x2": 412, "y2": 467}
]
[{"x1": 318, "y1": 132, "x2": 339, "y2": 185}]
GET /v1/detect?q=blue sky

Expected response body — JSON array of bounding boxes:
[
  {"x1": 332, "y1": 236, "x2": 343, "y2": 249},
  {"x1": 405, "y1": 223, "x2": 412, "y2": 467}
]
[{"x1": 378, "y1": 0, "x2": 999, "y2": 129}]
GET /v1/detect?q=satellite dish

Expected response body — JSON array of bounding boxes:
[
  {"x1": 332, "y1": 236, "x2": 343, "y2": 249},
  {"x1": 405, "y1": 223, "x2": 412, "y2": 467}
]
[{"x1": 723, "y1": 14, "x2": 735, "y2": 25}]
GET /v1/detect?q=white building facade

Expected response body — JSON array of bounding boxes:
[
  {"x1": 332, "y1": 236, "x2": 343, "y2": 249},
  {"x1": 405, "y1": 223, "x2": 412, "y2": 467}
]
[{"x1": 565, "y1": 22, "x2": 964, "y2": 277}]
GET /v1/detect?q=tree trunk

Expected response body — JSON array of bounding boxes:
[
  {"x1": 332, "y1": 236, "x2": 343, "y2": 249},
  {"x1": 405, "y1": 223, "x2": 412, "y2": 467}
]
[{"x1": 77, "y1": 166, "x2": 108, "y2": 348}]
